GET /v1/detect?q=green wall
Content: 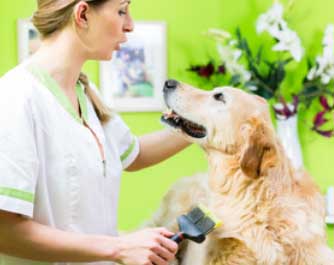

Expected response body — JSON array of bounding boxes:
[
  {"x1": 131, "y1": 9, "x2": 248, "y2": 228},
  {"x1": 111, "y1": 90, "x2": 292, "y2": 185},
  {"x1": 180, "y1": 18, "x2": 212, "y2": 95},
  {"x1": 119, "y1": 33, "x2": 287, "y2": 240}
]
[{"x1": 0, "y1": 0, "x2": 332, "y2": 247}]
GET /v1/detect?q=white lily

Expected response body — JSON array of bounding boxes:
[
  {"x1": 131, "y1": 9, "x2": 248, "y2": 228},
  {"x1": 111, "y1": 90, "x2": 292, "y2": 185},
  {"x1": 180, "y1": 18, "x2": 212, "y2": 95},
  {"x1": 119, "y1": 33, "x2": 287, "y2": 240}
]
[
  {"x1": 217, "y1": 44, "x2": 237, "y2": 64},
  {"x1": 321, "y1": 73, "x2": 331, "y2": 84},
  {"x1": 228, "y1": 61, "x2": 251, "y2": 82},
  {"x1": 324, "y1": 46, "x2": 334, "y2": 60},
  {"x1": 233, "y1": 50, "x2": 242, "y2": 61},
  {"x1": 217, "y1": 44, "x2": 251, "y2": 82},
  {"x1": 256, "y1": 2, "x2": 287, "y2": 38},
  {"x1": 247, "y1": 85, "x2": 258, "y2": 91},
  {"x1": 322, "y1": 24, "x2": 334, "y2": 48},
  {"x1": 323, "y1": 24, "x2": 334, "y2": 58},
  {"x1": 307, "y1": 56, "x2": 323, "y2": 81},
  {"x1": 307, "y1": 24, "x2": 334, "y2": 84},
  {"x1": 308, "y1": 56, "x2": 334, "y2": 84},
  {"x1": 272, "y1": 28, "x2": 304, "y2": 61},
  {"x1": 307, "y1": 67, "x2": 317, "y2": 80},
  {"x1": 206, "y1": 28, "x2": 232, "y2": 43},
  {"x1": 320, "y1": 60, "x2": 334, "y2": 85}
]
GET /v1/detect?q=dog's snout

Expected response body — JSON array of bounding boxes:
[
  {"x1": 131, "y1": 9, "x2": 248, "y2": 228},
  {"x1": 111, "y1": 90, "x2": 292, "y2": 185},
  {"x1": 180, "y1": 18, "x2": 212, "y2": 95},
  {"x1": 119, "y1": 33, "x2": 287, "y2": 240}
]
[{"x1": 163, "y1": 79, "x2": 179, "y2": 92}]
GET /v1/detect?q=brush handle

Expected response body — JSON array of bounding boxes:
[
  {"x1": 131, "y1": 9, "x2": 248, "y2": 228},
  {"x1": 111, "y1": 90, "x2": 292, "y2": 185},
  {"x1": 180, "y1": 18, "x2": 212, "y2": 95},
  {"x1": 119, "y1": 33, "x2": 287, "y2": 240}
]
[{"x1": 171, "y1": 232, "x2": 184, "y2": 244}]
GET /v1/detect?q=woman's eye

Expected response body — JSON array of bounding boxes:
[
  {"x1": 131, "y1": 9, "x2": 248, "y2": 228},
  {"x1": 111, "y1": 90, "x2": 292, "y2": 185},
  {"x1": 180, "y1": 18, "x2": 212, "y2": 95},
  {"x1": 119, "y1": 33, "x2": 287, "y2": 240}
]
[
  {"x1": 118, "y1": 10, "x2": 127, "y2": 16},
  {"x1": 213, "y1": 93, "x2": 225, "y2": 103}
]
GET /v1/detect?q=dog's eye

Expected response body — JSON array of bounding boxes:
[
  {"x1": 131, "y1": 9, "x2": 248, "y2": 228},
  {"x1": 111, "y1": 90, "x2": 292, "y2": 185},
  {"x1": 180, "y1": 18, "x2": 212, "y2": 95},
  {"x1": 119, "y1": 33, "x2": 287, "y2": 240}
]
[{"x1": 213, "y1": 93, "x2": 225, "y2": 103}]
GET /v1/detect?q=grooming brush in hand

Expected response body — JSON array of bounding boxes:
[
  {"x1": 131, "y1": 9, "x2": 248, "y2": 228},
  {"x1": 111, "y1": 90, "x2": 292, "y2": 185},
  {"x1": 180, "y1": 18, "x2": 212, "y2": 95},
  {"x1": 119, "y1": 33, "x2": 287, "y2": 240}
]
[{"x1": 171, "y1": 205, "x2": 222, "y2": 244}]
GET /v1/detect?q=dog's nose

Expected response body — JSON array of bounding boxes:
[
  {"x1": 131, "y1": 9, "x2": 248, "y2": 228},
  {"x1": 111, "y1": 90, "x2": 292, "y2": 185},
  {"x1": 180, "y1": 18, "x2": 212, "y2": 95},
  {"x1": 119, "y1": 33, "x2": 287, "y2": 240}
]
[{"x1": 163, "y1": 79, "x2": 179, "y2": 92}]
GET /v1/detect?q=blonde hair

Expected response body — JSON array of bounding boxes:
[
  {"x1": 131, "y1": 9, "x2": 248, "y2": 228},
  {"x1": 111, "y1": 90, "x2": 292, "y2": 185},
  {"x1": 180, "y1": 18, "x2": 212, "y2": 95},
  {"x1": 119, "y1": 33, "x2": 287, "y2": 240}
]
[{"x1": 32, "y1": 0, "x2": 112, "y2": 123}]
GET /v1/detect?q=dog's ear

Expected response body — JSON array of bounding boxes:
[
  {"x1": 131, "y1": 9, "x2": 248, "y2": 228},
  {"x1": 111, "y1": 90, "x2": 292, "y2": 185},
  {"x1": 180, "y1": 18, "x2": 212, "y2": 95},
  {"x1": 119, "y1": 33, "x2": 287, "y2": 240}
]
[{"x1": 240, "y1": 118, "x2": 277, "y2": 179}]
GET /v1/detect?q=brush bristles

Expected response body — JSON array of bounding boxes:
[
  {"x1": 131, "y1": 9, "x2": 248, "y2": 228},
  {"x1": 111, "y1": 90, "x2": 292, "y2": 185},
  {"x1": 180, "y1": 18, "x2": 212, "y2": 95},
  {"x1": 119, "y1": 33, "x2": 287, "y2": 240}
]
[
  {"x1": 186, "y1": 205, "x2": 222, "y2": 234},
  {"x1": 197, "y1": 216, "x2": 216, "y2": 233},
  {"x1": 187, "y1": 207, "x2": 205, "y2": 223},
  {"x1": 198, "y1": 204, "x2": 222, "y2": 228}
]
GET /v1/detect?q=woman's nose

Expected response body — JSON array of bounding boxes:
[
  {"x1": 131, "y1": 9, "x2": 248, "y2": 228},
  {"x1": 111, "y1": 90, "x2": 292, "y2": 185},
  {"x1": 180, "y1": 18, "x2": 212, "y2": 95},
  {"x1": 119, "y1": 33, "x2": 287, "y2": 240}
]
[{"x1": 124, "y1": 14, "x2": 134, "y2": 33}]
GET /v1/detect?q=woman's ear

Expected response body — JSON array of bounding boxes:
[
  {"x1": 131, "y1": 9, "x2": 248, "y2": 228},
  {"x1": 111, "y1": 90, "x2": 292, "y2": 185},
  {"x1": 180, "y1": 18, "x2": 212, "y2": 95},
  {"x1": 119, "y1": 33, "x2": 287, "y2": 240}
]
[
  {"x1": 240, "y1": 117, "x2": 277, "y2": 179},
  {"x1": 73, "y1": 1, "x2": 90, "y2": 29}
]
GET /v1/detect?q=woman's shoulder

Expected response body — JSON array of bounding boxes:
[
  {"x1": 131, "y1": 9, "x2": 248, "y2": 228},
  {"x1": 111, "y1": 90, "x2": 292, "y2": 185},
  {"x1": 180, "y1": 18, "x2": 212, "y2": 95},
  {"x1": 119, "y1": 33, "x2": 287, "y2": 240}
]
[
  {"x1": 0, "y1": 64, "x2": 41, "y2": 114},
  {"x1": 1, "y1": 64, "x2": 36, "y2": 91},
  {"x1": 0, "y1": 63, "x2": 40, "y2": 101}
]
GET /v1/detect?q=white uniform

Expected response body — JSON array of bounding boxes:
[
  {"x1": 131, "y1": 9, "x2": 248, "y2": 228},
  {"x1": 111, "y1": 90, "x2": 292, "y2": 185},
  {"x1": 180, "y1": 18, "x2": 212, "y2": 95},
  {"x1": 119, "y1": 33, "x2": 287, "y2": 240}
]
[{"x1": 0, "y1": 63, "x2": 140, "y2": 265}]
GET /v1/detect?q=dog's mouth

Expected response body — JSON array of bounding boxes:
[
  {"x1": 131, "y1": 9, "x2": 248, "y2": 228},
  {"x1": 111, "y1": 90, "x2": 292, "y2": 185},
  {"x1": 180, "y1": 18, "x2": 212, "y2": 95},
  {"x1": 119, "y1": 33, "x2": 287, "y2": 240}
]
[{"x1": 161, "y1": 109, "x2": 207, "y2": 138}]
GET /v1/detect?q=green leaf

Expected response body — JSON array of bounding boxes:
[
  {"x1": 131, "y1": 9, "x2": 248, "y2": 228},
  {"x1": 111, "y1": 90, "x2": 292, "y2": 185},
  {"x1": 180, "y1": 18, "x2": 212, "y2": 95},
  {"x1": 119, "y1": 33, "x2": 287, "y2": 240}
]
[
  {"x1": 276, "y1": 61, "x2": 286, "y2": 85},
  {"x1": 230, "y1": 74, "x2": 242, "y2": 86},
  {"x1": 306, "y1": 57, "x2": 314, "y2": 70},
  {"x1": 264, "y1": 61, "x2": 285, "y2": 92},
  {"x1": 282, "y1": 57, "x2": 293, "y2": 65},
  {"x1": 298, "y1": 85, "x2": 320, "y2": 108},
  {"x1": 253, "y1": 85, "x2": 274, "y2": 99},
  {"x1": 244, "y1": 80, "x2": 259, "y2": 87},
  {"x1": 256, "y1": 46, "x2": 263, "y2": 64}
]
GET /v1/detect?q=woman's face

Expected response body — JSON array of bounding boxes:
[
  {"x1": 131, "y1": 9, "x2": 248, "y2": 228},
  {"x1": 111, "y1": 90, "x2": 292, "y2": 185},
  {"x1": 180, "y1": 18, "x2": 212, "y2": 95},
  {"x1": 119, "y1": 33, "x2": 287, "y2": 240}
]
[{"x1": 84, "y1": 0, "x2": 134, "y2": 60}]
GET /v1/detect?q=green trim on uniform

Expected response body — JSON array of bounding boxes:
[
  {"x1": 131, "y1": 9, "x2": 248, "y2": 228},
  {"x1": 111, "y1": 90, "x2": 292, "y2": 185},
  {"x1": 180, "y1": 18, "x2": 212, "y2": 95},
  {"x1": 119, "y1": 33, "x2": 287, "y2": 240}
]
[
  {"x1": 27, "y1": 64, "x2": 88, "y2": 124},
  {"x1": 0, "y1": 187, "x2": 34, "y2": 203},
  {"x1": 76, "y1": 83, "x2": 88, "y2": 122},
  {"x1": 121, "y1": 137, "x2": 136, "y2": 162}
]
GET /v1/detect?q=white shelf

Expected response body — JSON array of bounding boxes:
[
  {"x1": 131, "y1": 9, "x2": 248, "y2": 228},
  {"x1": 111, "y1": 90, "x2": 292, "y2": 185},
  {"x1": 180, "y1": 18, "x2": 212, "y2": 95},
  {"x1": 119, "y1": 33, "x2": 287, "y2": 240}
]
[{"x1": 326, "y1": 216, "x2": 334, "y2": 224}]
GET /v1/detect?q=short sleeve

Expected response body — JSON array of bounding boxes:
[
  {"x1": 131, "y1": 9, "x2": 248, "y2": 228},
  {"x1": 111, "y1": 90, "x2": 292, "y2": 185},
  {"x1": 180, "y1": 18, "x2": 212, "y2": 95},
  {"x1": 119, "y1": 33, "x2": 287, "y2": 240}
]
[
  {"x1": 103, "y1": 115, "x2": 140, "y2": 169},
  {"x1": 0, "y1": 79, "x2": 39, "y2": 217}
]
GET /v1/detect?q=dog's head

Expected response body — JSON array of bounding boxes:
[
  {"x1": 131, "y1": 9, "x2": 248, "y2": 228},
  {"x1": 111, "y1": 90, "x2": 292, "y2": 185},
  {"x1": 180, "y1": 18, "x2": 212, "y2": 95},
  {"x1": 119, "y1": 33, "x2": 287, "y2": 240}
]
[{"x1": 161, "y1": 80, "x2": 280, "y2": 178}]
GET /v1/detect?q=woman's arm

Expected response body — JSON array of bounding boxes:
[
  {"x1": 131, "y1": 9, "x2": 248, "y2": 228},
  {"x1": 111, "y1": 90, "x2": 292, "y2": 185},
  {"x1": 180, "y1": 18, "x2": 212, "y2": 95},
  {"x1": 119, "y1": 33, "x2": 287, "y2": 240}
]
[
  {"x1": 0, "y1": 210, "x2": 177, "y2": 265},
  {"x1": 126, "y1": 129, "x2": 191, "y2": 171},
  {"x1": 0, "y1": 210, "x2": 113, "y2": 262}
]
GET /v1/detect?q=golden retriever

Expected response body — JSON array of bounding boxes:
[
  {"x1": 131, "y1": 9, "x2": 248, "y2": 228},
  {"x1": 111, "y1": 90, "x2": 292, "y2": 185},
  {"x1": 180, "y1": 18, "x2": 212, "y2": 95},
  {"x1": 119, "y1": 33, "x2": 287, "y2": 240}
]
[{"x1": 148, "y1": 80, "x2": 334, "y2": 265}]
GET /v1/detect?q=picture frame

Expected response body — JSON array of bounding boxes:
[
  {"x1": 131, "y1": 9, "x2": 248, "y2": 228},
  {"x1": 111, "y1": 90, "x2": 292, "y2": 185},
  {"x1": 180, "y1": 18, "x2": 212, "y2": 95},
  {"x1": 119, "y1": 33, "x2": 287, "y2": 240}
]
[
  {"x1": 17, "y1": 19, "x2": 41, "y2": 63},
  {"x1": 100, "y1": 21, "x2": 167, "y2": 112}
]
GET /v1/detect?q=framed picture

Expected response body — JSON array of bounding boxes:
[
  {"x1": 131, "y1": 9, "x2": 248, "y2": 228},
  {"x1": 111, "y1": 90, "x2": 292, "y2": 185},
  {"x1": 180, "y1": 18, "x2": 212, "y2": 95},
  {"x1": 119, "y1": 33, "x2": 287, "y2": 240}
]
[
  {"x1": 17, "y1": 19, "x2": 41, "y2": 63},
  {"x1": 100, "y1": 21, "x2": 167, "y2": 112}
]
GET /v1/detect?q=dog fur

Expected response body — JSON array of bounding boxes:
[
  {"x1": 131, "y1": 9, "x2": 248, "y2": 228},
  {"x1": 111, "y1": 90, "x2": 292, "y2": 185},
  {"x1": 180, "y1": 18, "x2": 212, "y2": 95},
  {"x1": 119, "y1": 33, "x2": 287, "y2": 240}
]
[{"x1": 148, "y1": 82, "x2": 334, "y2": 265}]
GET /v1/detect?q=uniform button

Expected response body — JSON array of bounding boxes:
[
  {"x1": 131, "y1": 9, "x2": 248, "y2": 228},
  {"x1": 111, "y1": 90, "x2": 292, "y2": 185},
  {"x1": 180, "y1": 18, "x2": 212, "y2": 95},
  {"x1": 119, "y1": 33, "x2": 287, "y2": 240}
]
[
  {"x1": 64, "y1": 154, "x2": 78, "y2": 176},
  {"x1": 66, "y1": 165, "x2": 78, "y2": 176}
]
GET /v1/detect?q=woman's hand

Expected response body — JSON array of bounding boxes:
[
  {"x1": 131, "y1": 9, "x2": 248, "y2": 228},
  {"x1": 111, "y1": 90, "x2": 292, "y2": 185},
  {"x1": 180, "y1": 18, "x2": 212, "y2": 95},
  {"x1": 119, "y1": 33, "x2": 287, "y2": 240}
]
[{"x1": 114, "y1": 227, "x2": 178, "y2": 265}]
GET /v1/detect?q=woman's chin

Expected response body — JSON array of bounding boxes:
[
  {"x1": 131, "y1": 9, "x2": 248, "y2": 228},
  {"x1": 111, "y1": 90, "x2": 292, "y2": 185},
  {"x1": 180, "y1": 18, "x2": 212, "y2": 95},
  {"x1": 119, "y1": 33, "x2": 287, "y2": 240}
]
[
  {"x1": 95, "y1": 53, "x2": 114, "y2": 62},
  {"x1": 88, "y1": 49, "x2": 116, "y2": 61}
]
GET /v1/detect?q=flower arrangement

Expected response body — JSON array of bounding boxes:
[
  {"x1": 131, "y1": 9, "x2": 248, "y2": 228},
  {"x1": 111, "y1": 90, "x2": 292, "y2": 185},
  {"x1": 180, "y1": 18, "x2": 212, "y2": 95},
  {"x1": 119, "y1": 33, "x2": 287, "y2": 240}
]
[
  {"x1": 187, "y1": 1, "x2": 334, "y2": 137},
  {"x1": 303, "y1": 25, "x2": 334, "y2": 137}
]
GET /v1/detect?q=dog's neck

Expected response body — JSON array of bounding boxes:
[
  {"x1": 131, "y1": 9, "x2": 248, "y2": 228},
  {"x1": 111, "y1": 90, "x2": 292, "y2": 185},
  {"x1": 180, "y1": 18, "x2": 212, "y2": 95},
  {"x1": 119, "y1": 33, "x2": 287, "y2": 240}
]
[{"x1": 205, "y1": 147, "x2": 294, "y2": 198}]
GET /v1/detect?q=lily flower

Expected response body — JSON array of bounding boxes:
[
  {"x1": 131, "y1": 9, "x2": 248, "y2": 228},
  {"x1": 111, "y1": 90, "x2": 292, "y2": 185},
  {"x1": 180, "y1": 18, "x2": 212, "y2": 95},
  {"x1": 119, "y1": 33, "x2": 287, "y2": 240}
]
[
  {"x1": 307, "y1": 24, "x2": 334, "y2": 84},
  {"x1": 313, "y1": 127, "x2": 334, "y2": 138},
  {"x1": 311, "y1": 96, "x2": 334, "y2": 137},
  {"x1": 272, "y1": 28, "x2": 304, "y2": 61},
  {"x1": 273, "y1": 95, "x2": 299, "y2": 119},
  {"x1": 217, "y1": 44, "x2": 251, "y2": 82},
  {"x1": 313, "y1": 111, "x2": 328, "y2": 127},
  {"x1": 323, "y1": 24, "x2": 334, "y2": 58},
  {"x1": 256, "y1": 2, "x2": 287, "y2": 38},
  {"x1": 320, "y1": 95, "x2": 331, "y2": 111},
  {"x1": 206, "y1": 28, "x2": 232, "y2": 43}
]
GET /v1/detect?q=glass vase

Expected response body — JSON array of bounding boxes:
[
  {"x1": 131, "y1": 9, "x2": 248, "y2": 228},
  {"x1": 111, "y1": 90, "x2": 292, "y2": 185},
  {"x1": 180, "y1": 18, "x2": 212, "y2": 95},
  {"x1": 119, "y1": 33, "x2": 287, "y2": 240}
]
[{"x1": 276, "y1": 114, "x2": 304, "y2": 170}]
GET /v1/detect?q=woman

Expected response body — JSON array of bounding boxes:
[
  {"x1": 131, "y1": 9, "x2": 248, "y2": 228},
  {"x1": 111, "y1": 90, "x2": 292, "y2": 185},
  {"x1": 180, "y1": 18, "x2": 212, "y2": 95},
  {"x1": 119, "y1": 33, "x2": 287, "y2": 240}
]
[{"x1": 0, "y1": 0, "x2": 191, "y2": 264}]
